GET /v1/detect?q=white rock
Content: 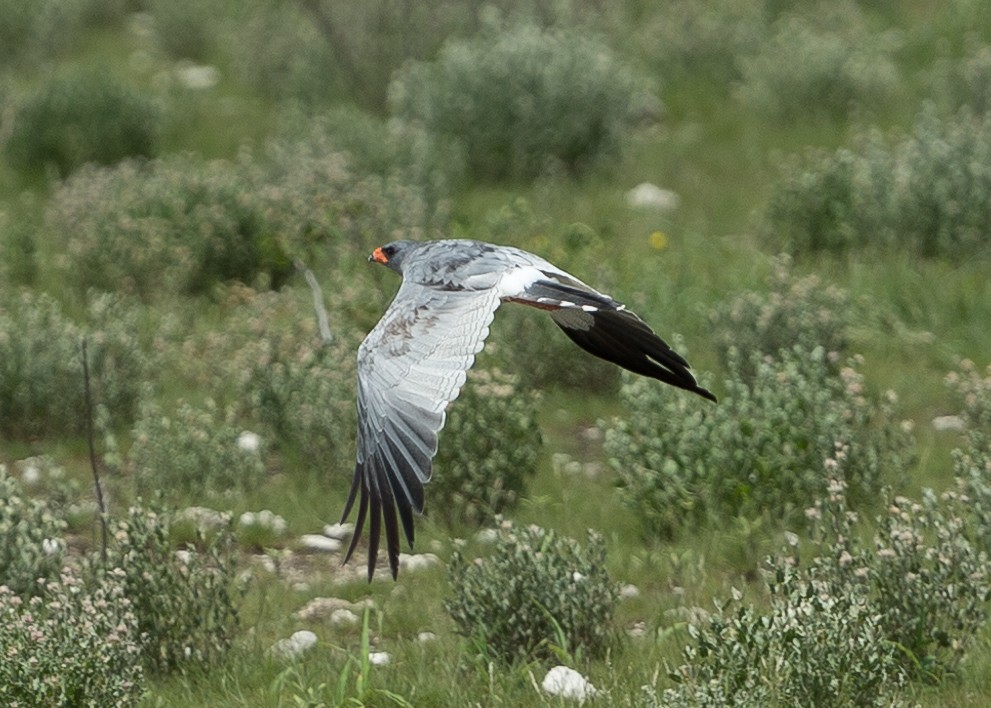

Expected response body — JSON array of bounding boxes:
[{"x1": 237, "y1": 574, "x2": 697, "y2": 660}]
[
  {"x1": 626, "y1": 182, "x2": 681, "y2": 211},
  {"x1": 300, "y1": 534, "x2": 342, "y2": 552},
  {"x1": 368, "y1": 651, "x2": 391, "y2": 666},
  {"x1": 330, "y1": 608, "x2": 359, "y2": 627},
  {"x1": 416, "y1": 631, "x2": 437, "y2": 643},
  {"x1": 42, "y1": 538, "x2": 63, "y2": 555},
  {"x1": 619, "y1": 583, "x2": 641, "y2": 600},
  {"x1": 323, "y1": 522, "x2": 354, "y2": 540},
  {"x1": 239, "y1": 511, "x2": 256, "y2": 527},
  {"x1": 237, "y1": 430, "x2": 261, "y2": 453},
  {"x1": 541, "y1": 665, "x2": 597, "y2": 702},
  {"x1": 627, "y1": 620, "x2": 647, "y2": 638},
  {"x1": 180, "y1": 506, "x2": 228, "y2": 529},
  {"x1": 399, "y1": 553, "x2": 441, "y2": 572},
  {"x1": 176, "y1": 63, "x2": 221, "y2": 90},
  {"x1": 175, "y1": 549, "x2": 193, "y2": 565},
  {"x1": 270, "y1": 630, "x2": 318, "y2": 660},
  {"x1": 296, "y1": 596, "x2": 375, "y2": 622},
  {"x1": 21, "y1": 462, "x2": 42, "y2": 486},
  {"x1": 932, "y1": 415, "x2": 966, "y2": 432}
]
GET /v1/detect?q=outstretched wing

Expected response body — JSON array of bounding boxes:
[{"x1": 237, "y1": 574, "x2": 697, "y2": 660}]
[
  {"x1": 341, "y1": 279, "x2": 502, "y2": 580},
  {"x1": 504, "y1": 268, "x2": 717, "y2": 402}
]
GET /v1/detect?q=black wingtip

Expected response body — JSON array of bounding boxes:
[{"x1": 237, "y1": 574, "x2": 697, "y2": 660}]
[{"x1": 696, "y1": 386, "x2": 718, "y2": 403}]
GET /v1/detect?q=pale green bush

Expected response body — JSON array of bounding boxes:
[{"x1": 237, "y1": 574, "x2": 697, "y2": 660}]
[
  {"x1": 5, "y1": 68, "x2": 159, "y2": 176},
  {"x1": 736, "y1": 4, "x2": 901, "y2": 121},
  {"x1": 47, "y1": 133, "x2": 440, "y2": 298},
  {"x1": 446, "y1": 522, "x2": 618, "y2": 663},
  {"x1": 764, "y1": 107, "x2": 991, "y2": 257},
  {"x1": 663, "y1": 468, "x2": 991, "y2": 702},
  {"x1": 636, "y1": 0, "x2": 768, "y2": 82},
  {"x1": 661, "y1": 561, "x2": 901, "y2": 707},
  {"x1": 389, "y1": 20, "x2": 638, "y2": 180},
  {"x1": 0, "y1": 0, "x2": 88, "y2": 66},
  {"x1": 96, "y1": 505, "x2": 241, "y2": 674},
  {"x1": 0, "y1": 568, "x2": 144, "y2": 706},
  {"x1": 430, "y1": 369, "x2": 542, "y2": 526},
  {"x1": 47, "y1": 155, "x2": 290, "y2": 298},
  {"x1": 0, "y1": 291, "x2": 148, "y2": 438},
  {"x1": 129, "y1": 397, "x2": 267, "y2": 498},
  {"x1": 708, "y1": 255, "x2": 850, "y2": 379},
  {"x1": 603, "y1": 347, "x2": 912, "y2": 538},
  {"x1": 0, "y1": 467, "x2": 66, "y2": 597}
]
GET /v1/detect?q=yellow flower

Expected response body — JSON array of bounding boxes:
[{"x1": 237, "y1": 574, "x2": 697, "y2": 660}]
[{"x1": 649, "y1": 230, "x2": 669, "y2": 250}]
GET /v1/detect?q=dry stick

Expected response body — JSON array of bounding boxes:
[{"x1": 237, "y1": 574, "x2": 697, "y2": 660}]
[
  {"x1": 295, "y1": 258, "x2": 334, "y2": 344},
  {"x1": 81, "y1": 337, "x2": 109, "y2": 563}
]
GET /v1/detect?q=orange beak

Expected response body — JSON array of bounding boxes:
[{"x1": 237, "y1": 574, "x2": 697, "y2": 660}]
[{"x1": 370, "y1": 247, "x2": 388, "y2": 264}]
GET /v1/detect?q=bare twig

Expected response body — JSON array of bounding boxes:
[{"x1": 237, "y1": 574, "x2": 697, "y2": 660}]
[
  {"x1": 81, "y1": 337, "x2": 108, "y2": 563},
  {"x1": 295, "y1": 258, "x2": 334, "y2": 344}
]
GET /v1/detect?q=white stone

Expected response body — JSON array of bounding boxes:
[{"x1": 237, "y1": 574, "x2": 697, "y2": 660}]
[
  {"x1": 300, "y1": 534, "x2": 342, "y2": 552},
  {"x1": 21, "y1": 462, "x2": 42, "y2": 486},
  {"x1": 323, "y1": 522, "x2": 354, "y2": 540},
  {"x1": 368, "y1": 651, "x2": 391, "y2": 666},
  {"x1": 296, "y1": 596, "x2": 375, "y2": 622},
  {"x1": 176, "y1": 63, "x2": 221, "y2": 90},
  {"x1": 627, "y1": 182, "x2": 681, "y2": 211},
  {"x1": 619, "y1": 583, "x2": 641, "y2": 600},
  {"x1": 541, "y1": 665, "x2": 597, "y2": 702},
  {"x1": 237, "y1": 430, "x2": 261, "y2": 453},
  {"x1": 399, "y1": 553, "x2": 441, "y2": 572},
  {"x1": 416, "y1": 631, "x2": 437, "y2": 643},
  {"x1": 330, "y1": 608, "x2": 359, "y2": 627},
  {"x1": 239, "y1": 511, "x2": 256, "y2": 527},
  {"x1": 175, "y1": 549, "x2": 193, "y2": 565},
  {"x1": 270, "y1": 630, "x2": 318, "y2": 660},
  {"x1": 932, "y1": 415, "x2": 966, "y2": 432}
]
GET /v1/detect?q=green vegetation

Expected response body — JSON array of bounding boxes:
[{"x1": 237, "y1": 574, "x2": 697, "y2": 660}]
[{"x1": 1, "y1": 0, "x2": 991, "y2": 705}]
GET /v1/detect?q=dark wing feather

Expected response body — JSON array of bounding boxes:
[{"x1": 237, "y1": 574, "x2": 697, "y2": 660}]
[
  {"x1": 341, "y1": 280, "x2": 502, "y2": 580},
  {"x1": 516, "y1": 277, "x2": 716, "y2": 402}
]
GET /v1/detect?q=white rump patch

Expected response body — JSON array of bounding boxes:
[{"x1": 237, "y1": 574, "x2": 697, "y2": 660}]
[{"x1": 495, "y1": 266, "x2": 544, "y2": 298}]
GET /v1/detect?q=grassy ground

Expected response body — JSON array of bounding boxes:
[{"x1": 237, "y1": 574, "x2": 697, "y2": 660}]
[{"x1": 3, "y1": 2, "x2": 991, "y2": 705}]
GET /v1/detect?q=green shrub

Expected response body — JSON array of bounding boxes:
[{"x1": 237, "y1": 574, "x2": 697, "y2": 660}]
[
  {"x1": 47, "y1": 155, "x2": 290, "y2": 298},
  {"x1": 603, "y1": 347, "x2": 912, "y2": 538},
  {"x1": 46, "y1": 132, "x2": 440, "y2": 298},
  {"x1": 5, "y1": 68, "x2": 159, "y2": 176},
  {"x1": 0, "y1": 0, "x2": 87, "y2": 66},
  {"x1": 237, "y1": 316, "x2": 358, "y2": 464},
  {"x1": 430, "y1": 369, "x2": 542, "y2": 526},
  {"x1": 129, "y1": 398, "x2": 267, "y2": 498},
  {"x1": 0, "y1": 568, "x2": 144, "y2": 706},
  {"x1": 866, "y1": 487, "x2": 991, "y2": 681},
  {"x1": 165, "y1": 288, "x2": 358, "y2": 465},
  {"x1": 635, "y1": 0, "x2": 768, "y2": 83},
  {"x1": 147, "y1": 0, "x2": 223, "y2": 60},
  {"x1": 947, "y1": 360, "x2": 991, "y2": 550},
  {"x1": 735, "y1": 4, "x2": 900, "y2": 121},
  {"x1": 663, "y1": 467, "x2": 991, "y2": 703},
  {"x1": 445, "y1": 522, "x2": 618, "y2": 664},
  {"x1": 389, "y1": 20, "x2": 638, "y2": 180},
  {"x1": 96, "y1": 504, "x2": 241, "y2": 674},
  {"x1": 708, "y1": 255, "x2": 851, "y2": 379},
  {"x1": 0, "y1": 466, "x2": 66, "y2": 597},
  {"x1": 0, "y1": 291, "x2": 148, "y2": 439},
  {"x1": 764, "y1": 107, "x2": 991, "y2": 258},
  {"x1": 661, "y1": 561, "x2": 901, "y2": 707}
]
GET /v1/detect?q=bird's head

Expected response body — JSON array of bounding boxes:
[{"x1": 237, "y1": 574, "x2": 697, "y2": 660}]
[{"x1": 369, "y1": 240, "x2": 417, "y2": 273}]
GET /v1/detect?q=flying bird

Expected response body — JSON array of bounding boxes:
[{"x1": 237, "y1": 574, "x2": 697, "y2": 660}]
[{"x1": 340, "y1": 239, "x2": 715, "y2": 580}]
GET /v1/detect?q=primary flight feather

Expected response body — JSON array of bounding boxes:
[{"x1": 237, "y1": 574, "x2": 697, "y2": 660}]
[{"x1": 340, "y1": 239, "x2": 716, "y2": 580}]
